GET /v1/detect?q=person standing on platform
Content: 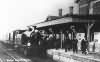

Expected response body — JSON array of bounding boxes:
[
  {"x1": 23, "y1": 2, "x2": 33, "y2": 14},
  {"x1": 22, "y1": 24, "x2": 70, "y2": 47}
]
[
  {"x1": 93, "y1": 40, "x2": 98, "y2": 52},
  {"x1": 81, "y1": 38, "x2": 88, "y2": 54},
  {"x1": 72, "y1": 38, "x2": 78, "y2": 53},
  {"x1": 65, "y1": 39, "x2": 71, "y2": 52}
]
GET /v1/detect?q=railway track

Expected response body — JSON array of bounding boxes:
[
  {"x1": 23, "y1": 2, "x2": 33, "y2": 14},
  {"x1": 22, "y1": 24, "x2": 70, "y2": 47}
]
[{"x1": 0, "y1": 42, "x2": 32, "y2": 62}]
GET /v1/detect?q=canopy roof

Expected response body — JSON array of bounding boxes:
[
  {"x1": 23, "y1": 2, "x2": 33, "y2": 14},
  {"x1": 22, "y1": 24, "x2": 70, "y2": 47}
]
[
  {"x1": 36, "y1": 17, "x2": 72, "y2": 28},
  {"x1": 13, "y1": 30, "x2": 26, "y2": 34},
  {"x1": 32, "y1": 14, "x2": 100, "y2": 29}
]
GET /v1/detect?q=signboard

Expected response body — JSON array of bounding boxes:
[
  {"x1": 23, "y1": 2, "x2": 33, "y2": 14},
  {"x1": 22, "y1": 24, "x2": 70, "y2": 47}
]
[{"x1": 93, "y1": 32, "x2": 100, "y2": 52}]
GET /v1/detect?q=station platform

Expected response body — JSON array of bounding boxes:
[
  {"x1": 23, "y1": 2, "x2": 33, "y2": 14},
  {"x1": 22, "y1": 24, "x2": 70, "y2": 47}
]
[{"x1": 47, "y1": 49, "x2": 100, "y2": 62}]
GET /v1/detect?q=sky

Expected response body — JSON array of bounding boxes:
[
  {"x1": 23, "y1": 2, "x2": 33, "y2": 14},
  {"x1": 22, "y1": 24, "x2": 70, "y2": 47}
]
[{"x1": 0, "y1": 0, "x2": 74, "y2": 40}]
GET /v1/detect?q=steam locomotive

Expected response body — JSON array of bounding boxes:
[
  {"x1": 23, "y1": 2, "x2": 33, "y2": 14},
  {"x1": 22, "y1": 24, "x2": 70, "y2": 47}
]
[{"x1": 9, "y1": 26, "x2": 61, "y2": 57}]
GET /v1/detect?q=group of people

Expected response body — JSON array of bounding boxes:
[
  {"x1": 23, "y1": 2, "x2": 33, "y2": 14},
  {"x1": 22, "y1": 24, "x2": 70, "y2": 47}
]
[
  {"x1": 64, "y1": 38, "x2": 78, "y2": 53},
  {"x1": 65, "y1": 38, "x2": 88, "y2": 54},
  {"x1": 21, "y1": 29, "x2": 89, "y2": 56}
]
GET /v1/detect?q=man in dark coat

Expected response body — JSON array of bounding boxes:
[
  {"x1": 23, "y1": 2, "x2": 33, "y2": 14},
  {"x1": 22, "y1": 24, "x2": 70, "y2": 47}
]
[
  {"x1": 65, "y1": 38, "x2": 72, "y2": 52},
  {"x1": 72, "y1": 38, "x2": 78, "y2": 53},
  {"x1": 81, "y1": 39, "x2": 88, "y2": 54}
]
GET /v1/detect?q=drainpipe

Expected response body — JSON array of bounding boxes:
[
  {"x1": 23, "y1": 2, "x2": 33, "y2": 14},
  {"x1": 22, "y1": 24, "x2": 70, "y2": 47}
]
[{"x1": 60, "y1": 31, "x2": 63, "y2": 48}]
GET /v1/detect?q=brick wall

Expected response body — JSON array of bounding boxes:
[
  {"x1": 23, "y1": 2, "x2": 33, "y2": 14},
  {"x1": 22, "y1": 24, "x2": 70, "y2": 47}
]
[
  {"x1": 93, "y1": 1, "x2": 100, "y2": 14},
  {"x1": 78, "y1": 0, "x2": 100, "y2": 15}
]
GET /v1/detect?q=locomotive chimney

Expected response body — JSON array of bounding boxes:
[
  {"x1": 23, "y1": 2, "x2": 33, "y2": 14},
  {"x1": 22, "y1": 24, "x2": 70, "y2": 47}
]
[
  {"x1": 59, "y1": 9, "x2": 62, "y2": 16},
  {"x1": 69, "y1": 6, "x2": 73, "y2": 15}
]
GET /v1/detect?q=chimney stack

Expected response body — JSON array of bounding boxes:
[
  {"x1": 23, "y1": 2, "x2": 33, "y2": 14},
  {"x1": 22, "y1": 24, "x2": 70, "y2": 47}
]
[
  {"x1": 69, "y1": 6, "x2": 73, "y2": 15},
  {"x1": 59, "y1": 9, "x2": 62, "y2": 16}
]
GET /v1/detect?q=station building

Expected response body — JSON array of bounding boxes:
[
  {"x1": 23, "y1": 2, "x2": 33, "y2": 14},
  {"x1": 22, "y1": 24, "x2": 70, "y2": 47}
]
[
  {"x1": 9, "y1": 0, "x2": 100, "y2": 53},
  {"x1": 33, "y1": 0, "x2": 100, "y2": 52},
  {"x1": 75, "y1": 0, "x2": 100, "y2": 52}
]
